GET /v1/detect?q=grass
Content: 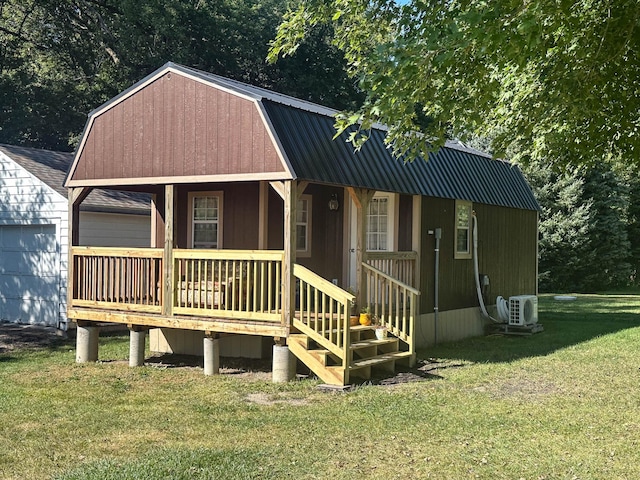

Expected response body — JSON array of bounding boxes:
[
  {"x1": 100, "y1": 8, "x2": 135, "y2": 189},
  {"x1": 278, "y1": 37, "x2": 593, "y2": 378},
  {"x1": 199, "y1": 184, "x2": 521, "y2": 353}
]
[{"x1": 1, "y1": 294, "x2": 639, "y2": 479}]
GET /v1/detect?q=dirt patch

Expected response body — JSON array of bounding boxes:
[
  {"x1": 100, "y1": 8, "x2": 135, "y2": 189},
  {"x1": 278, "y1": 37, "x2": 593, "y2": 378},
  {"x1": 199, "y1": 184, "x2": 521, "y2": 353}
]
[
  {"x1": 244, "y1": 392, "x2": 310, "y2": 406},
  {"x1": 473, "y1": 377, "x2": 559, "y2": 399},
  {"x1": 0, "y1": 322, "x2": 68, "y2": 354},
  {"x1": 369, "y1": 358, "x2": 465, "y2": 386},
  {"x1": 145, "y1": 353, "x2": 273, "y2": 382}
]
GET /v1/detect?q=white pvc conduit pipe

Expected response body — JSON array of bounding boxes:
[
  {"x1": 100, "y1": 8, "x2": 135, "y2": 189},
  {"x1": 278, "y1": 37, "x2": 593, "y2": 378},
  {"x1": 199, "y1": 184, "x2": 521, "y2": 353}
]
[{"x1": 472, "y1": 213, "x2": 506, "y2": 324}]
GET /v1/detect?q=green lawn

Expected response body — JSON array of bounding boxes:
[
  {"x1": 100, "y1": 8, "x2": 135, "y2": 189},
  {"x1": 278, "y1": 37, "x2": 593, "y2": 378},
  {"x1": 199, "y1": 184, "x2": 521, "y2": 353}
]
[{"x1": 1, "y1": 294, "x2": 639, "y2": 479}]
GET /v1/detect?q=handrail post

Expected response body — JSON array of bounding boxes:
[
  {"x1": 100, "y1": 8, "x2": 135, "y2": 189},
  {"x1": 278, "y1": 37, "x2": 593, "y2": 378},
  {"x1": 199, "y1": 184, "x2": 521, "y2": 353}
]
[{"x1": 343, "y1": 297, "x2": 351, "y2": 384}]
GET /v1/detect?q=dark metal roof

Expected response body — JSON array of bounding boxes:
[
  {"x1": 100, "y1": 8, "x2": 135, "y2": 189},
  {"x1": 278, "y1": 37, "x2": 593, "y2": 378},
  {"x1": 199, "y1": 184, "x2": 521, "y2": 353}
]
[
  {"x1": 74, "y1": 62, "x2": 539, "y2": 211},
  {"x1": 263, "y1": 102, "x2": 540, "y2": 211},
  {"x1": 0, "y1": 144, "x2": 150, "y2": 214}
]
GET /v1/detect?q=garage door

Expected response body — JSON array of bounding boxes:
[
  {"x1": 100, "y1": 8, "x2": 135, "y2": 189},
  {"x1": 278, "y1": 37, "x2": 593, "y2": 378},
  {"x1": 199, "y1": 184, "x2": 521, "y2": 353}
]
[{"x1": 0, "y1": 225, "x2": 60, "y2": 326}]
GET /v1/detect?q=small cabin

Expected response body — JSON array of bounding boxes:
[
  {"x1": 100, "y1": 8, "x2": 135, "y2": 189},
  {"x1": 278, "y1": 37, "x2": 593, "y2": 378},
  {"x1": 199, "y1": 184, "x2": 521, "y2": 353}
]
[{"x1": 65, "y1": 63, "x2": 538, "y2": 385}]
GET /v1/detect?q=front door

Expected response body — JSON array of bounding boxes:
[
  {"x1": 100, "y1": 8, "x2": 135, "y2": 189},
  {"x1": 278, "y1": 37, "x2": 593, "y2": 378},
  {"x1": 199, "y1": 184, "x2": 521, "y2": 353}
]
[{"x1": 347, "y1": 192, "x2": 397, "y2": 289}]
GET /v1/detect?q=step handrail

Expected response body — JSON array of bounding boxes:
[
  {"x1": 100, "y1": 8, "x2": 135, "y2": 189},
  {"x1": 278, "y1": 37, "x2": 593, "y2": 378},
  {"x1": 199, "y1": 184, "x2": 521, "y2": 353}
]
[
  {"x1": 362, "y1": 262, "x2": 419, "y2": 364},
  {"x1": 292, "y1": 264, "x2": 354, "y2": 361}
]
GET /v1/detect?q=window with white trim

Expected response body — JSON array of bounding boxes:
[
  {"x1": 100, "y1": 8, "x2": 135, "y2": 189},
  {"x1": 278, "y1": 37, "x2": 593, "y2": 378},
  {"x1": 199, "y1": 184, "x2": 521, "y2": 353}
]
[
  {"x1": 367, "y1": 196, "x2": 389, "y2": 251},
  {"x1": 189, "y1": 192, "x2": 223, "y2": 248},
  {"x1": 296, "y1": 195, "x2": 311, "y2": 256},
  {"x1": 455, "y1": 200, "x2": 472, "y2": 259}
]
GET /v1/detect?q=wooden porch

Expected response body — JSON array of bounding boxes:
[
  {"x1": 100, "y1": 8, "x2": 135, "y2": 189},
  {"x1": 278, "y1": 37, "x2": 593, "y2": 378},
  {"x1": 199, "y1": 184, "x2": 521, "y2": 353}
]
[{"x1": 67, "y1": 246, "x2": 419, "y2": 385}]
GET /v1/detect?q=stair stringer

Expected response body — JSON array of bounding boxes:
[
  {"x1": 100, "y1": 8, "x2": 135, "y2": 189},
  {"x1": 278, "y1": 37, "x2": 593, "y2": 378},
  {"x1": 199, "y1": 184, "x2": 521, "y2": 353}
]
[{"x1": 288, "y1": 334, "x2": 347, "y2": 385}]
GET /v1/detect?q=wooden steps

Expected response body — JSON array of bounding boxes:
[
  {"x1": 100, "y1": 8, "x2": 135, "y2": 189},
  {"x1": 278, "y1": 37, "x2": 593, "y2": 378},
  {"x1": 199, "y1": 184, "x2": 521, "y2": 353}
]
[{"x1": 288, "y1": 327, "x2": 412, "y2": 386}]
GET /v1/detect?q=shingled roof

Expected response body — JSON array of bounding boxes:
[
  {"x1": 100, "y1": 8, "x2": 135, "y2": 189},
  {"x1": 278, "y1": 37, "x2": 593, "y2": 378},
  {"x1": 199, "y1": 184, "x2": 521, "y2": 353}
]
[{"x1": 0, "y1": 144, "x2": 150, "y2": 214}]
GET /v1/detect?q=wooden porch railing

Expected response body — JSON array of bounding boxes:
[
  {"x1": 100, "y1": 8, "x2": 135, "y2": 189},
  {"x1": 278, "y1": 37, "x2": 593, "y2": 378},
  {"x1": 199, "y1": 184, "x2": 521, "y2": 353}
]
[
  {"x1": 172, "y1": 249, "x2": 284, "y2": 322},
  {"x1": 70, "y1": 247, "x2": 163, "y2": 313},
  {"x1": 292, "y1": 263, "x2": 355, "y2": 364},
  {"x1": 362, "y1": 262, "x2": 419, "y2": 359},
  {"x1": 365, "y1": 251, "x2": 418, "y2": 288}
]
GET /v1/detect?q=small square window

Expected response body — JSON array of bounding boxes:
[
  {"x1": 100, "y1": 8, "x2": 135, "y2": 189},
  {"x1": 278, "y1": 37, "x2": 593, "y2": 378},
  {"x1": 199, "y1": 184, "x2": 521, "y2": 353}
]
[{"x1": 454, "y1": 200, "x2": 472, "y2": 259}]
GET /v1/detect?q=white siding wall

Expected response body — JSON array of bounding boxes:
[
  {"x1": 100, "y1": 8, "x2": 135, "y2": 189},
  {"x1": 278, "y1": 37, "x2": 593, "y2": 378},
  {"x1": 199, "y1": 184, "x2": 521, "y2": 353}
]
[
  {"x1": 0, "y1": 152, "x2": 152, "y2": 330},
  {"x1": 79, "y1": 212, "x2": 150, "y2": 247},
  {"x1": 0, "y1": 152, "x2": 69, "y2": 329}
]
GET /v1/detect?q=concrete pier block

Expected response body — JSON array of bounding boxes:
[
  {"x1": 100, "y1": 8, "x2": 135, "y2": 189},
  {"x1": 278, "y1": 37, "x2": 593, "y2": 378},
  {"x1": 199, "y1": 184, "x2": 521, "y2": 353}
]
[
  {"x1": 272, "y1": 344, "x2": 296, "y2": 383},
  {"x1": 203, "y1": 336, "x2": 220, "y2": 376},
  {"x1": 76, "y1": 324, "x2": 99, "y2": 363},
  {"x1": 129, "y1": 328, "x2": 147, "y2": 367}
]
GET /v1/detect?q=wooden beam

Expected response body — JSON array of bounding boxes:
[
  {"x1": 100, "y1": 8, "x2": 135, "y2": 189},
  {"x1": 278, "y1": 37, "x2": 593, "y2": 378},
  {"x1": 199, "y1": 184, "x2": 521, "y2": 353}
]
[
  {"x1": 70, "y1": 186, "x2": 91, "y2": 207},
  {"x1": 346, "y1": 186, "x2": 361, "y2": 209},
  {"x1": 411, "y1": 195, "x2": 422, "y2": 297},
  {"x1": 269, "y1": 181, "x2": 285, "y2": 200},
  {"x1": 258, "y1": 181, "x2": 269, "y2": 250},
  {"x1": 162, "y1": 184, "x2": 176, "y2": 317},
  {"x1": 67, "y1": 308, "x2": 289, "y2": 337},
  {"x1": 67, "y1": 187, "x2": 92, "y2": 317},
  {"x1": 296, "y1": 180, "x2": 309, "y2": 200},
  {"x1": 282, "y1": 180, "x2": 297, "y2": 335}
]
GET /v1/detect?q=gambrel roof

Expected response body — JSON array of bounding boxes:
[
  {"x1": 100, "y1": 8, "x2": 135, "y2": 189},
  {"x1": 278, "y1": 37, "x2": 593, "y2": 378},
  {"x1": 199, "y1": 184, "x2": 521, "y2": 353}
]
[{"x1": 66, "y1": 62, "x2": 539, "y2": 211}]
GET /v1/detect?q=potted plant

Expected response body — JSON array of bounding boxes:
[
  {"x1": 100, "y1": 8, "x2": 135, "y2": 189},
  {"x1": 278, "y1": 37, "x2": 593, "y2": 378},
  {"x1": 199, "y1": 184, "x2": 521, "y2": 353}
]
[
  {"x1": 359, "y1": 306, "x2": 372, "y2": 326},
  {"x1": 373, "y1": 316, "x2": 387, "y2": 340},
  {"x1": 347, "y1": 288, "x2": 359, "y2": 326}
]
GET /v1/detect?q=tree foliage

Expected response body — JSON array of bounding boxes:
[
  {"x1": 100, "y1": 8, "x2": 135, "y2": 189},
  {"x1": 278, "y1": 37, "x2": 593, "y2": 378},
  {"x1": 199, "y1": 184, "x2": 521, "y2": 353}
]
[
  {"x1": 522, "y1": 159, "x2": 637, "y2": 292},
  {"x1": 0, "y1": 0, "x2": 361, "y2": 151},
  {"x1": 269, "y1": 0, "x2": 640, "y2": 165}
]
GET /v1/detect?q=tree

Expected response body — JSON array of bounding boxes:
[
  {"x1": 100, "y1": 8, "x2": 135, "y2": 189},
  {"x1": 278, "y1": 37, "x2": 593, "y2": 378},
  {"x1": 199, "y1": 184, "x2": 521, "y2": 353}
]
[
  {"x1": 0, "y1": 0, "x2": 361, "y2": 151},
  {"x1": 521, "y1": 159, "x2": 634, "y2": 292},
  {"x1": 269, "y1": 1, "x2": 640, "y2": 165},
  {"x1": 578, "y1": 164, "x2": 632, "y2": 290},
  {"x1": 521, "y1": 160, "x2": 594, "y2": 292}
]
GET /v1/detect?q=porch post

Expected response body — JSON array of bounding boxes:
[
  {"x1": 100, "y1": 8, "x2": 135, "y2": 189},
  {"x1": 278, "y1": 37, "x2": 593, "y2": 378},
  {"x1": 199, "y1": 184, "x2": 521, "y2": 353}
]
[
  {"x1": 162, "y1": 184, "x2": 176, "y2": 317},
  {"x1": 273, "y1": 180, "x2": 297, "y2": 382},
  {"x1": 282, "y1": 180, "x2": 297, "y2": 332},
  {"x1": 67, "y1": 187, "x2": 91, "y2": 325},
  {"x1": 412, "y1": 195, "x2": 422, "y2": 296},
  {"x1": 258, "y1": 181, "x2": 269, "y2": 250}
]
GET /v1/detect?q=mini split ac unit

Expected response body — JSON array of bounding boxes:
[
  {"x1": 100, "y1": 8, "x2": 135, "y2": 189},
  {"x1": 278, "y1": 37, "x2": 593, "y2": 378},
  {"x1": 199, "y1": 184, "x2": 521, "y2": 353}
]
[{"x1": 508, "y1": 295, "x2": 538, "y2": 326}]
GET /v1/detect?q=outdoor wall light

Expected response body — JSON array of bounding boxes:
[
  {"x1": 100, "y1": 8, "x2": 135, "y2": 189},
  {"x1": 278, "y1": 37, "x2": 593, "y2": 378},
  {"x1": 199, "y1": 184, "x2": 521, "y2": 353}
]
[{"x1": 328, "y1": 194, "x2": 340, "y2": 211}]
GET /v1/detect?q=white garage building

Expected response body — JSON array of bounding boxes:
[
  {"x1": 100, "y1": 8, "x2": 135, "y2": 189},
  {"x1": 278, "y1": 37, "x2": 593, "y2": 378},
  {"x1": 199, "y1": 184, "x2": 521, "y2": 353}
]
[{"x1": 0, "y1": 144, "x2": 150, "y2": 330}]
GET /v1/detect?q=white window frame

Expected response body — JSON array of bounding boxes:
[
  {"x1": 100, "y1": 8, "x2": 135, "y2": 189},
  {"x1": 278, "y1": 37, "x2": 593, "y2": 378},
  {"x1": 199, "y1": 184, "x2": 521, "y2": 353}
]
[
  {"x1": 366, "y1": 193, "x2": 398, "y2": 252},
  {"x1": 296, "y1": 195, "x2": 312, "y2": 257},
  {"x1": 188, "y1": 191, "x2": 223, "y2": 249},
  {"x1": 454, "y1": 199, "x2": 472, "y2": 259}
]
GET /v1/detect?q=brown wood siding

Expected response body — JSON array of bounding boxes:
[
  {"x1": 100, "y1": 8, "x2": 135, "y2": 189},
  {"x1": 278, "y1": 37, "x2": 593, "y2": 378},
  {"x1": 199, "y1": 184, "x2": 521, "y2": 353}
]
[
  {"x1": 397, "y1": 194, "x2": 413, "y2": 251},
  {"x1": 267, "y1": 184, "x2": 344, "y2": 283},
  {"x1": 419, "y1": 198, "x2": 537, "y2": 313},
  {"x1": 174, "y1": 183, "x2": 260, "y2": 249},
  {"x1": 72, "y1": 72, "x2": 285, "y2": 183}
]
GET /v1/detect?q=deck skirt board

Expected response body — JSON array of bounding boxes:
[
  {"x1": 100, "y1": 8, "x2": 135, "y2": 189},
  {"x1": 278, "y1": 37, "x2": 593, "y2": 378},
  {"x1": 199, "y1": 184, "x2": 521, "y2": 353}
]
[{"x1": 67, "y1": 307, "x2": 287, "y2": 337}]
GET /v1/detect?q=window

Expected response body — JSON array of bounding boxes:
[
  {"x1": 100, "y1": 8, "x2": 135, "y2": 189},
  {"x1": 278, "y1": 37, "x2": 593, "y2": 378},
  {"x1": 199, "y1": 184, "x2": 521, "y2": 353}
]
[
  {"x1": 296, "y1": 195, "x2": 311, "y2": 256},
  {"x1": 367, "y1": 196, "x2": 389, "y2": 251},
  {"x1": 189, "y1": 192, "x2": 223, "y2": 248},
  {"x1": 455, "y1": 200, "x2": 472, "y2": 259}
]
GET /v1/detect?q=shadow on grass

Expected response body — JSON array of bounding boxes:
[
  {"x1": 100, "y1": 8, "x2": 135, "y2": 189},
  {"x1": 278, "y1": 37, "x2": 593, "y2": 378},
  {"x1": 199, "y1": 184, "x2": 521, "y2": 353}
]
[{"x1": 421, "y1": 295, "x2": 640, "y2": 365}]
